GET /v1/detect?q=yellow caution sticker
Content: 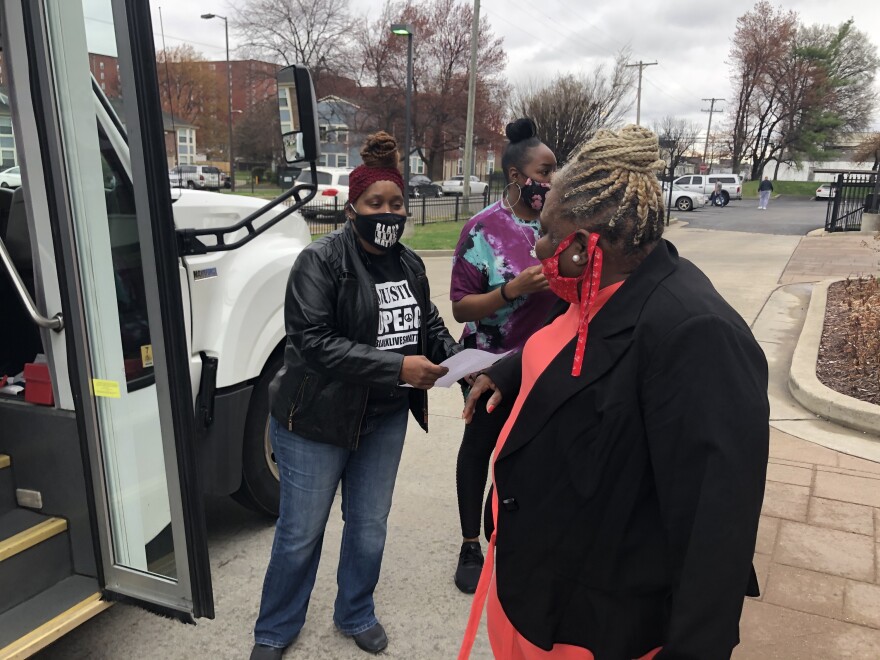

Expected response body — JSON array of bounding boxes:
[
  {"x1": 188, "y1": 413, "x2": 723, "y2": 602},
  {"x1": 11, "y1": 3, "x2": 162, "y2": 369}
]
[
  {"x1": 92, "y1": 379, "x2": 121, "y2": 399},
  {"x1": 141, "y1": 344, "x2": 154, "y2": 368}
]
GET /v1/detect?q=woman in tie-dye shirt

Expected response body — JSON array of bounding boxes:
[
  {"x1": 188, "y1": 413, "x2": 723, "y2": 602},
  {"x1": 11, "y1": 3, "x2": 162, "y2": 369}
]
[{"x1": 449, "y1": 118, "x2": 557, "y2": 594}]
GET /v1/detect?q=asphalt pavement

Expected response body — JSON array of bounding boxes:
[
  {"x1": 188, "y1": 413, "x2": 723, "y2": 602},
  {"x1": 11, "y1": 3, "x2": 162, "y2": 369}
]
[{"x1": 676, "y1": 196, "x2": 828, "y2": 235}]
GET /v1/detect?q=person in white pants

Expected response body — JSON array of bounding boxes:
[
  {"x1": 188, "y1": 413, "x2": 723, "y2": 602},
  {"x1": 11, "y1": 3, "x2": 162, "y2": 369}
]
[{"x1": 758, "y1": 176, "x2": 773, "y2": 210}]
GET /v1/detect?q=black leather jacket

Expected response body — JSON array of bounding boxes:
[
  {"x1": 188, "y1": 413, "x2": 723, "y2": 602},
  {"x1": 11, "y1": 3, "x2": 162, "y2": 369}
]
[{"x1": 268, "y1": 223, "x2": 459, "y2": 450}]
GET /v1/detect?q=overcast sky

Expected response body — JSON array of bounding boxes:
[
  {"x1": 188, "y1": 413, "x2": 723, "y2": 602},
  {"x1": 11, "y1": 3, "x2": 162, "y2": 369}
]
[{"x1": 144, "y1": 0, "x2": 880, "y2": 137}]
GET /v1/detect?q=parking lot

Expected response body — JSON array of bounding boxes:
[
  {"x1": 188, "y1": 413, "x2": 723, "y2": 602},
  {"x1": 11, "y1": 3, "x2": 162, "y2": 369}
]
[{"x1": 677, "y1": 196, "x2": 829, "y2": 235}]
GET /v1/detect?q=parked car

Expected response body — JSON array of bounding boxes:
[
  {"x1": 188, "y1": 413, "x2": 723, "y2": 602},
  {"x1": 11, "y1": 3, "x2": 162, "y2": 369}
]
[
  {"x1": 666, "y1": 185, "x2": 707, "y2": 212},
  {"x1": 0, "y1": 165, "x2": 22, "y2": 188},
  {"x1": 672, "y1": 173, "x2": 742, "y2": 205},
  {"x1": 409, "y1": 174, "x2": 442, "y2": 198},
  {"x1": 815, "y1": 183, "x2": 836, "y2": 200},
  {"x1": 438, "y1": 175, "x2": 488, "y2": 196},
  {"x1": 169, "y1": 164, "x2": 222, "y2": 191},
  {"x1": 296, "y1": 166, "x2": 351, "y2": 220}
]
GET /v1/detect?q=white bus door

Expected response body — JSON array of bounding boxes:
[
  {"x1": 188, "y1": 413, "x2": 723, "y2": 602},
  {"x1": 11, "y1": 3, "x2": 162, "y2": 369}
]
[{"x1": 0, "y1": 0, "x2": 212, "y2": 642}]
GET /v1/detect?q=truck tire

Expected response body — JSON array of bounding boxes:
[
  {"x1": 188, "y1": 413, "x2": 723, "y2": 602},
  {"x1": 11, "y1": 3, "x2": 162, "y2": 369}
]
[
  {"x1": 232, "y1": 353, "x2": 283, "y2": 516},
  {"x1": 721, "y1": 191, "x2": 730, "y2": 206},
  {"x1": 676, "y1": 196, "x2": 693, "y2": 212}
]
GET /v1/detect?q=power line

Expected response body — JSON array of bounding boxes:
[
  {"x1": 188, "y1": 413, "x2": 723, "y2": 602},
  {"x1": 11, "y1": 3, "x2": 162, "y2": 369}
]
[
  {"x1": 624, "y1": 60, "x2": 657, "y2": 125},
  {"x1": 701, "y1": 97, "x2": 724, "y2": 168}
]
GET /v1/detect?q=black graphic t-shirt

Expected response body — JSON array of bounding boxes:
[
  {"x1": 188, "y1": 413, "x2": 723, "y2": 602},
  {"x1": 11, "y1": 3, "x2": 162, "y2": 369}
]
[{"x1": 365, "y1": 250, "x2": 422, "y2": 417}]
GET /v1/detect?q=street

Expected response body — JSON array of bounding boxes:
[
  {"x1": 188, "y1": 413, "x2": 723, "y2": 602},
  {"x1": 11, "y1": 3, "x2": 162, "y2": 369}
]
[{"x1": 39, "y1": 198, "x2": 877, "y2": 659}]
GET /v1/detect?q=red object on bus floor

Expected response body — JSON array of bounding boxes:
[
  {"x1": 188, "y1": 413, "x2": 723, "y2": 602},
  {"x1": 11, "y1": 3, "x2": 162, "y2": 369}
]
[{"x1": 24, "y1": 362, "x2": 54, "y2": 406}]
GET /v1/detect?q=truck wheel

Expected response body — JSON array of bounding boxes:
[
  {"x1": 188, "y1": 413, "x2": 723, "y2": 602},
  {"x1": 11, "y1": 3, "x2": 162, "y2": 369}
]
[
  {"x1": 232, "y1": 353, "x2": 283, "y2": 517},
  {"x1": 721, "y1": 191, "x2": 730, "y2": 206},
  {"x1": 676, "y1": 196, "x2": 693, "y2": 212}
]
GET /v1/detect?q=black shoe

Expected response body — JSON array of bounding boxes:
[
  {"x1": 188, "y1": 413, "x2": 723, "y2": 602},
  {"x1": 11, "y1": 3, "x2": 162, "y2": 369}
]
[
  {"x1": 249, "y1": 643, "x2": 283, "y2": 660},
  {"x1": 454, "y1": 541, "x2": 484, "y2": 594},
  {"x1": 352, "y1": 622, "x2": 388, "y2": 654}
]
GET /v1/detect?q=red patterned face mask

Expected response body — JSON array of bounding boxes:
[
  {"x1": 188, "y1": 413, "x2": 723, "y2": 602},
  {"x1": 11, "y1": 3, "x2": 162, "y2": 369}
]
[{"x1": 540, "y1": 232, "x2": 603, "y2": 376}]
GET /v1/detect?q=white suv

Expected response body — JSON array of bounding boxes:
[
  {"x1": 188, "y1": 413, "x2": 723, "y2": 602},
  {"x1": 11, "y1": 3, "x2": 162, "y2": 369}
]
[
  {"x1": 296, "y1": 166, "x2": 351, "y2": 220},
  {"x1": 673, "y1": 174, "x2": 742, "y2": 205},
  {"x1": 169, "y1": 165, "x2": 222, "y2": 191}
]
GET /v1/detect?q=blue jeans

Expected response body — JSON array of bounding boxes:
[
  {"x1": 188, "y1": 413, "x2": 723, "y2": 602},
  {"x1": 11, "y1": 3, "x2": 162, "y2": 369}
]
[{"x1": 253, "y1": 406, "x2": 408, "y2": 648}]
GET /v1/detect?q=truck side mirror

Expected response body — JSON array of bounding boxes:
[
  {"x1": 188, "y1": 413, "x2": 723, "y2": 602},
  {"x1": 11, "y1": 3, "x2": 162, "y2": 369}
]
[{"x1": 277, "y1": 65, "x2": 320, "y2": 164}]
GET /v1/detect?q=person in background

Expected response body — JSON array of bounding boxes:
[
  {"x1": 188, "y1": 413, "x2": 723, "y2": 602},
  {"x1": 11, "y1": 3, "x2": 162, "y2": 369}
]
[
  {"x1": 758, "y1": 176, "x2": 774, "y2": 210},
  {"x1": 459, "y1": 125, "x2": 769, "y2": 659},
  {"x1": 449, "y1": 118, "x2": 558, "y2": 594},
  {"x1": 710, "y1": 179, "x2": 723, "y2": 206},
  {"x1": 250, "y1": 132, "x2": 459, "y2": 659}
]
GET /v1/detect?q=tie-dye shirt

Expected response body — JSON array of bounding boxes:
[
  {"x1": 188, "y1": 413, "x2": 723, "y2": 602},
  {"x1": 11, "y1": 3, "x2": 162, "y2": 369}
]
[{"x1": 450, "y1": 201, "x2": 557, "y2": 353}]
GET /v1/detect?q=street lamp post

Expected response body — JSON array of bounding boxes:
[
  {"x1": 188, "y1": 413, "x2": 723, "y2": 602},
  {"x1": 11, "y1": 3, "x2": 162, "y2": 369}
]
[
  {"x1": 391, "y1": 24, "x2": 414, "y2": 205},
  {"x1": 201, "y1": 13, "x2": 235, "y2": 191}
]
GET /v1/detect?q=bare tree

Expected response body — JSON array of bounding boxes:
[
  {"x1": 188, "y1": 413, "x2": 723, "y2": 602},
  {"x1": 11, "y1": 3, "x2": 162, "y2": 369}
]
[
  {"x1": 854, "y1": 133, "x2": 880, "y2": 171},
  {"x1": 234, "y1": 96, "x2": 283, "y2": 166},
  {"x1": 727, "y1": 1, "x2": 797, "y2": 174},
  {"x1": 728, "y1": 4, "x2": 879, "y2": 179},
  {"x1": 156, "y1": 45, "x2": 226, "y2": 158},
  {"x1": 510, "y1": 52, "x2": 634, "y2": 164},
  {"x1": 652, "y1": 116, "x2": 701, "y2": 177},
  {"x1": 230, "y1": 0, "x2": 356, "y2": 84},
  {"x1": 351, "y1": 0, "x2": 507, "y2": 179}
]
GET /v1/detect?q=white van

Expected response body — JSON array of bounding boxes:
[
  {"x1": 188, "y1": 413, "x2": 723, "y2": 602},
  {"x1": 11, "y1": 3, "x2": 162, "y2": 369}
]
[{"x1": 673, "y1": 174, "x2": 743, "y2": 205}]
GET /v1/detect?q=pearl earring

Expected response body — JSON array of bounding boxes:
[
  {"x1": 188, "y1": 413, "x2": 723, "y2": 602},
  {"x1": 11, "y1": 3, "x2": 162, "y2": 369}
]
[{"x1": 572, "y1": 255, "x2": 581, "y2": 263}]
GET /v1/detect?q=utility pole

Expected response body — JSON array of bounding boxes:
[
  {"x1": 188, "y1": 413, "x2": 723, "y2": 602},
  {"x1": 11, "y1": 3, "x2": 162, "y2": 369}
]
[
  {"x1": 462, "y1": 0, "x2": 480, "y2": 213},
  {"x1": 625, "y1": 60, "x2": 657, "y2": 125},
  {"x1": 701, "y1": 98, "x2": 724, "y2": 173}
]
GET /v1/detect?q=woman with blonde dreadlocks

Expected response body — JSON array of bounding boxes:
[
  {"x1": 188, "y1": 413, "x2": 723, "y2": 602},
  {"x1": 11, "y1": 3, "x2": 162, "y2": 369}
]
[{"x1": 458, "y1": 125, "x2": 769, "y2": 660}]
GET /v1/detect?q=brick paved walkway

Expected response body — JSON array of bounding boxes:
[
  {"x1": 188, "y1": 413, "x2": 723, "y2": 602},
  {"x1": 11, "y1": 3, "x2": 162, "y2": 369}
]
[
  {"x1": 735, "y1": 429, "x2": 880, "y2": 658},
  {"x1": 780, "y1": 234, "x2": 879, "y2": 284}
]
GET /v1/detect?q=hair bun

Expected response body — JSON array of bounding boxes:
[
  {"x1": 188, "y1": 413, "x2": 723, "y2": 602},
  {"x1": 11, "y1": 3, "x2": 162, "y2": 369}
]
[
  {"x1": 505, "y1": 118, "x2": 537, "y2": 144},
  {"x1": 360, "y1": 131, "x2": 400, "y2": 169}
]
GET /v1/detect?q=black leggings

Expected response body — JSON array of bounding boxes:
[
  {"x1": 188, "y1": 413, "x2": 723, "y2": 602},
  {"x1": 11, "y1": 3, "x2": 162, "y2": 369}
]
[{"x1": 455, "y1": 389, "x2": 510, "y2": 540}]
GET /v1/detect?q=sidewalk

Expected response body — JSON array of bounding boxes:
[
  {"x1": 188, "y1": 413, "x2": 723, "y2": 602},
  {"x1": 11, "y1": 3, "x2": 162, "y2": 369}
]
[
  {"x1": 42, "y1": 227, "x2": 880, "y2": 660},
  {"x1": 736, "y1": 231, "x2": 880, "y2": 658}
]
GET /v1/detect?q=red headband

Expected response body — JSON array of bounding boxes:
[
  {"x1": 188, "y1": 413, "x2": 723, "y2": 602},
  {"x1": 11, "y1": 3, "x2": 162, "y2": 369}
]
[{"x1": 348, "y1": 164, "x2": 405, "y2": 203}]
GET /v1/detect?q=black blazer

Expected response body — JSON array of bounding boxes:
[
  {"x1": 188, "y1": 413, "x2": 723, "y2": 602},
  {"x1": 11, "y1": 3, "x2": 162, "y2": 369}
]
[{"x1": 486, "y1": 240, "x2": 769, "y2": 659}]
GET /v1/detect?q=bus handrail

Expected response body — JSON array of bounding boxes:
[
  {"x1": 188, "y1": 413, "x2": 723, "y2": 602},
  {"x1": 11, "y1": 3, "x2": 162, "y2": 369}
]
[
  {"x1": 176, "y1": 162, "x2": 319, "y2": 256},
  {"x1": 0, "y1": 235, "x2": 64, "y2": 331}
]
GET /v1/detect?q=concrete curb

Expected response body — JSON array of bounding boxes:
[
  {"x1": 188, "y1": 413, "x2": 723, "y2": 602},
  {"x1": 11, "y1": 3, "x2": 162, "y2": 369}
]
[{"x1": 788, "y1": 278, "x2": 880, "y2": 437}]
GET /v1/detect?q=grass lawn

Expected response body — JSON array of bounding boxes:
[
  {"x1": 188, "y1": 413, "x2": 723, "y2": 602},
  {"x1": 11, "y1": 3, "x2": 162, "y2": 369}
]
[
  {"x1": 742, "y1": 180, "x2": 819, "y2": 199},
  {"x1": 310, "y1": 220, "x2": 466, "y2": 250},
  {"x1": 401, "y1": 221, "x2": 466, "y2": 250}
]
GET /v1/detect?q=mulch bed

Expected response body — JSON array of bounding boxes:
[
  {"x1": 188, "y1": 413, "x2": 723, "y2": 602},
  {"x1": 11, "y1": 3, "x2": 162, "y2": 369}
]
[{"x1": 817, "y1": 278, "x2": 880, "y2": 406}]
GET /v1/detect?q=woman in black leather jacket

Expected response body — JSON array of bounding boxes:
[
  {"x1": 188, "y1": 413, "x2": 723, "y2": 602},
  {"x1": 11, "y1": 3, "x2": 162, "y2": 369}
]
[{"x1": 250, "y1": 132, "x2": 459, "y2": 659}]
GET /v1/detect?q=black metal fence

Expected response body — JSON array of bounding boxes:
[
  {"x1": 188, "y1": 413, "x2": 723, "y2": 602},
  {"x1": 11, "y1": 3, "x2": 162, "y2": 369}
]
[
  {"x1": 301, "y1": 190, "x2": 493, "y2": 235},
  {"x1": 825, "y1": 172, "x2": 879, "y2": 232}
]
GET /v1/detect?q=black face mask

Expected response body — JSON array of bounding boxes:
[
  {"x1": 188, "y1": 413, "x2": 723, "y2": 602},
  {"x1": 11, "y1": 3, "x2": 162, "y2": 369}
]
[{"x1": 351, "y1": 210, "x2": 407, "y2": 251}]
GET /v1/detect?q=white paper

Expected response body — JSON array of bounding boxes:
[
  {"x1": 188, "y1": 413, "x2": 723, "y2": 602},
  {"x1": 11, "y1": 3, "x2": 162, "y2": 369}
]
[{"x1": 400, "y1": 348, "x2": 513, "y2": 388}]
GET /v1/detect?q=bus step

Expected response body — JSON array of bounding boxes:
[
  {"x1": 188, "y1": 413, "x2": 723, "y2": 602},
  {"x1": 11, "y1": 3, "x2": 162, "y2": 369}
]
[
  {"x1": 0, "y1": 574, "x2": 106, "y2": 658},
  {"x1": 0, "y1": 455, "x2": 14, "y2": 517},
  {"x1": 0, "y1": 510, "x2": 71, "y2": 617}
]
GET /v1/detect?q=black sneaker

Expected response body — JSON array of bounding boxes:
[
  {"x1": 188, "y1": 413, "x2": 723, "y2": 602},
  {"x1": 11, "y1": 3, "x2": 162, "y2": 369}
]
[
  {"x1": 454, "y1": 541, "x2": 484, "y2": 594},
  {"x1": 352, "y1": 622, "x2": 388, "y2": 654}
]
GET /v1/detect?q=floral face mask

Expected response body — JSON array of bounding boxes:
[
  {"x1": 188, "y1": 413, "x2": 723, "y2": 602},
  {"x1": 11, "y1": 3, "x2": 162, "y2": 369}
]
[{"x1": 520, "y1": 178, "x2": 551, "y2": 211}]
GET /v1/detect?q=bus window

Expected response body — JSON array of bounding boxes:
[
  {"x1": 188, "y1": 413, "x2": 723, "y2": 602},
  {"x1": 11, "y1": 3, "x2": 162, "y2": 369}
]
[{"x1": 98, "y1": 125, "x2": 154, "y2": 390}]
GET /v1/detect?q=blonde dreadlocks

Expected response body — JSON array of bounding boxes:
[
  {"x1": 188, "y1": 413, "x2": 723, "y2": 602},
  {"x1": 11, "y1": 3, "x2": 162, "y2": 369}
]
[{"x1": 553, "y1": 125, "x2": 667, "y2": 252}]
